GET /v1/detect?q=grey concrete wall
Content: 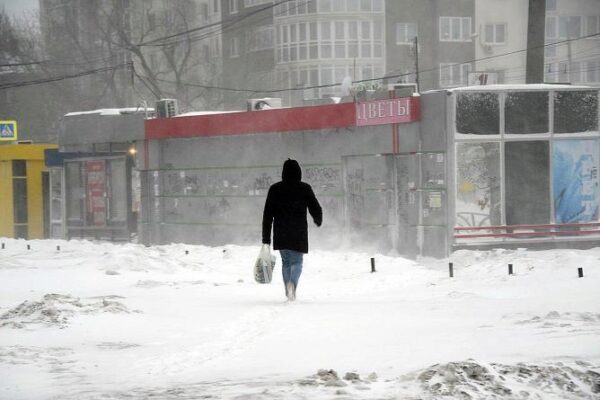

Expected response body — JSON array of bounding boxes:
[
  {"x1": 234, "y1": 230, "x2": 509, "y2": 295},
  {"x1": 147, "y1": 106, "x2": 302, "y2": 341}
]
[{"x1": 139, "y1": 122, "x2": 421, "y2": 249}]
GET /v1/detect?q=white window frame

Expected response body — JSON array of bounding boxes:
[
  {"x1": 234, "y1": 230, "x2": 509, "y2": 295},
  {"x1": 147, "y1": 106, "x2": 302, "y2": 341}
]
[
  {"x1": 439, "y1": 62, "x2": 471, "y2": 87},
  {"x1": 439, "y1": 17, "x2": 472, "y2": 42},
  {"x1": 396, "y1": 22, "x2": 418, "y2": 45},
  {"x1": 229, "y1": 0, "x2": 238, "y2": 14},
  {"x1": 483, "y1": 23, "x2": 506, "y2": 45},
  {"x1": 244, "y1": 0, "x2": 272, "y2": 7},
  {"x1": 585, "y1": 60, "x2": 600, "y2": 82},
  {"x1": 229, "y1": 36, "x2": 239, "y2": 57},
  {"x1": 558, "y1": 16, "x2": 582, "y2": 39},
  {"x1": 546, "y1": 16, "x2": 557, "y2": 39},
  {"x1": 248, "y1": 25, "x2": 274, "y2": 52},
  {"x1": 587, "y1": 16, "x2": 600, "y2": 37}
]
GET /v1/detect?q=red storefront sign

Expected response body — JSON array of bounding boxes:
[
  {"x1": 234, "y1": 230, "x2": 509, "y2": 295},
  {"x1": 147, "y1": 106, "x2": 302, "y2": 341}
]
[
  {"x1": 145, "y1": 97, "x2": 420, "y2": 140},
  {"x1": 86, "y1": 160, "x2": 106, "y2": 226},
  {"x1": 355, "y1": 97, "x2": 420, "y2": 126}
]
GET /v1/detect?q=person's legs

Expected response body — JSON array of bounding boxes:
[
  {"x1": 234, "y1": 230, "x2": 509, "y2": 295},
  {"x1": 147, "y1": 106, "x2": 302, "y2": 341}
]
[
  {"x1": 280, "y1": 250, "x2": 292, "y2": 296},
  {"x1": 288, "y1": 250, "x2": 303, "y2": 296}
]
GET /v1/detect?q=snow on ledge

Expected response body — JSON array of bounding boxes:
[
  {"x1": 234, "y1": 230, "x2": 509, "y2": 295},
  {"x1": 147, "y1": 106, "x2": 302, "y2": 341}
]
[
  {"x1": 447, "y1": 84, "x2": 596, "y2": 92},
  {"x1": 64, "y1": 107, "x2": 152, "y2": 117}
]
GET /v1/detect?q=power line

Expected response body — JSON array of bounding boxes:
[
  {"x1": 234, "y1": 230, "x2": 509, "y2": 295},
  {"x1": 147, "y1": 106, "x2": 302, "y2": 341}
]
[
  {"x1": 138, "y1": 0, "x2": 296, "y2": 47},
  {"x1": 148, "y1": 32, "x2": 600, "y2": 95},
  {"x1": 0, "y1": 63, "x2": 130, "y2": 90}
]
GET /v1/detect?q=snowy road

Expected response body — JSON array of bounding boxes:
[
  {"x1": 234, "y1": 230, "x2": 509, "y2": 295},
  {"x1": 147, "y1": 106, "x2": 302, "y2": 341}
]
[{"x1": 0, "y1": 239, "x2": 599, "y2": 399}]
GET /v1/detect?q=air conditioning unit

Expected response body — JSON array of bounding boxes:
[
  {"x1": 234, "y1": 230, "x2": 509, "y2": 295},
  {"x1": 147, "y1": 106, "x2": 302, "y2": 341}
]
[
  {"x1": 387, "y1": 83, "x2": 418, "y2": 97},
  {"x1": 247, "y1": 98, "x2": 282, "y2": 111},
  {"x1": 155, "y1": 99, "x2": 178, "y2": 118}
]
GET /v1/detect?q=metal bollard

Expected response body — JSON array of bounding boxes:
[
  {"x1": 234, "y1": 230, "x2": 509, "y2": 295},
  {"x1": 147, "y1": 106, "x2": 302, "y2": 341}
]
[
  {"x1": 449, "y1": 262, "x2": 454, "y2": 278},
  {"x1": 57, "y1": 245, "x2": 61, "y2": 251},
  {"x1": 578, "y1": 267, "x2": 584, "y2": 278},
  {"x1": 185, "y1": 250, "x2": 189, "y2": 255},
  {"x1": 508, "y1": 263, "x2": 514, "y2": 275},
  {"x1": 27, "y1": 244, "x2": 30, "y2": 250},
  {"x1": 1, "y1": 243, "x2": 4, "y2": 249},
  {"x1": 370, "y1": 257, "x2": 376, "y2": 273}
]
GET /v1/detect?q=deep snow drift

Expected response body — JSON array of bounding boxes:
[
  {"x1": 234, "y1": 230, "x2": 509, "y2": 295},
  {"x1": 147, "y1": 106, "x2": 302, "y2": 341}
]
[{"x1": 0, "y1": 238, "x2": 598, "y2": 399}]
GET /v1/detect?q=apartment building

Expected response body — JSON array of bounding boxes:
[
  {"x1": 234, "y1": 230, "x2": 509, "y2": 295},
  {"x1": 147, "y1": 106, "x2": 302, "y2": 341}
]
[{"x1": 386, "y1": 0, "x2": 476, "y2": 90}]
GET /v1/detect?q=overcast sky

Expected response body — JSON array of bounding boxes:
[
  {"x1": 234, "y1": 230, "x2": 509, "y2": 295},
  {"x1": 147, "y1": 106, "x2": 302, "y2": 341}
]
[{"x1": 1, "y1": 0, "x2": 38, "y2": 17}]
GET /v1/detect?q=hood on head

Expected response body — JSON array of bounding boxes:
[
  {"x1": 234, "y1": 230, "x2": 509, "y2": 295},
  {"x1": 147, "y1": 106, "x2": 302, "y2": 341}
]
[{"x1": 282, "y1": 159, "x2": 301, "y2": 182}]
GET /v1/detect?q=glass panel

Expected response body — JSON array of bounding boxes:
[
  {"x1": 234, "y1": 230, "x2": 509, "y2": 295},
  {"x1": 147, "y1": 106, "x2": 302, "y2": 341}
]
[
  {"x1": 455, "y1": 142, "x2": 502, "y2": 227},
  {"x1": 505, "y1": 141, "x2": 550, "y2": 225},
  {"x1": 361, "y1": 21, "x2": 370, "y2": 39},
  {"x1": 505, "y1": 92, "x2": 549, "y2": 134},
  {"x1": 347, "y1": 0, "x2": 359, "y2": 11},
  {"x1": 321, "y1": 21, "x2": 331, "y2": 39},
  {"x1": 12, "y1": 160, "x2": 26, "y2": 177},
  {"x1": 108, "y1": 159, "x2": 127, "y2": 222},
  {"x1": 456, "y1": 92, "x2": 500, "y2": 135},
  {"x1": 554, "y1": 91, "x2": 598, "y2": 133},
  {"x1": 452, "y1": 18, "x2": 460, "y2": 40},
  {"x1": 461, "y1": 18, "x2": 470, "y2": 41},
  {"x1": 485, "y1": 25, "x2": 494, "y2": 42},
  {"x1": 50, "y1": 169, "x2": 62, "y2": 221},
  {"x1": 13, "y1": 178, "x2": 27, "y2": 224},
  {"x1": 65, "y1": 162, "x2": 84, "y2": 222},
  {"x1": 335, "y1": 21, "x2": 344, "y2": 39},
  {"x1": 14, "y1": 225, "x2": 27, "y2": 239},
  {"x1": 440, "y1": 17, "x2": 450, "y2": 40},
  {"x1": 553, "y1": 140, "x2": 600, "y2": 223},
  {"x1": 319, "y1": 0, "x2": 331, "y2": 12},
  {"x1": 496, "y1": 25, "x2": 505, "y2": 43}
]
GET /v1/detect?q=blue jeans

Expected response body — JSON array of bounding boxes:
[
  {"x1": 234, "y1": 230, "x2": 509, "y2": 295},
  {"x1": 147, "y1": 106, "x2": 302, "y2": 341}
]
[{"x1": 280, "y1": 250, "x2": 303, "y2": 292}]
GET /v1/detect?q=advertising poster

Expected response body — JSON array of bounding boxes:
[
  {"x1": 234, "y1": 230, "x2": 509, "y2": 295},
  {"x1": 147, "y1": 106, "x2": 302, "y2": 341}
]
[
  {"x1": 86, "y1": 160, "x2": 107, "y2": 226},
  {"x1": 553, "y1": 140, "x2": 599, "y2": 223}
]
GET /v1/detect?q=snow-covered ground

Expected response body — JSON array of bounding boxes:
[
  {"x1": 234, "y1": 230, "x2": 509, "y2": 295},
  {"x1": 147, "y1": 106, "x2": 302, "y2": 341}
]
[{"x1": 0, "y1": 238, "x2": 598, "y2": 399}]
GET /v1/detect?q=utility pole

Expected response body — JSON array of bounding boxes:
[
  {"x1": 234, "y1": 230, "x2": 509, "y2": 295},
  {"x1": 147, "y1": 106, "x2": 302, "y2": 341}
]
[
  {"x1": 526, "y1": 0, "x2": 546, "y2": 83},
  {"x1": 413, "y1": 36, "x2": 420, "y2": 92}
]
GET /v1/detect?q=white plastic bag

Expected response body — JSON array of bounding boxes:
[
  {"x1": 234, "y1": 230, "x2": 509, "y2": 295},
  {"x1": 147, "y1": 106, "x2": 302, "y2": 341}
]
[{"x1": 254, "y1": 244, "x2": 276, "y2": 284}]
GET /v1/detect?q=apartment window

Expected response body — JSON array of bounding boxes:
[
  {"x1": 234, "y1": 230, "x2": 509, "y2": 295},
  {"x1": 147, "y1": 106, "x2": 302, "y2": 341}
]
[
  {"x1": 546, "y1": 0, "x2": 556, "y2": 11},
  {"x1": 201, "y1": 3, "x2": 209, "y2": 22},
  {"x1": 244, "y1": 0, "x2": 272, "y2": 6},
  {"x1": 587, "y1": 16, "x2": 600, "y2": 36},
  {"x1": 229, "y1": 36, "x2": 239, "y2": 57},
  {"x1": 440, "y1": 63, "x2": 471, "y2": 87},
  {"x1": 229, "y1": 0, "x2": 238, "y2": 14},
  {"x1": 319, "y1": 0, "x2": 332, "y2": 12},
  {"x1": 545, "y1": 62, "x2": 558, "y2": 82},
  {"x1": 546, "y1": 16, "x2": 557, "y2": 39},
  {"x1": 396, "y1": 23, "x2": 417, "y2": 44},
  {"x1": 587, "y1": 60, "x2": 600, "y2": 82},
  {"x1": 440, "y1": 17, "x2": 472, "y2": 42},
  {"x1": 484, "y1": 24, "x2": 506, "y2": 44},
  {"x1": 558, "y1": 16, "x2": 581, "y2": 38},
  {"x1": 545, "y1": 43, "x2": 557, "y2": 58}
]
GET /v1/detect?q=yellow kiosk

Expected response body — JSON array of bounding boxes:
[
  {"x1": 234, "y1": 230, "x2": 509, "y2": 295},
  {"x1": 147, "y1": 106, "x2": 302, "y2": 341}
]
[{"x1": 0, "y1": 125, "x2": 57, "y2": 239}]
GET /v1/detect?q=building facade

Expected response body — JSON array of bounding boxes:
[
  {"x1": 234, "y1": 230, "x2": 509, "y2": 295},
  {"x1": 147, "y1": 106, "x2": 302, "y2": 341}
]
[{"x1": 386, "y1": 0, "x2": 475, "y2": 91}]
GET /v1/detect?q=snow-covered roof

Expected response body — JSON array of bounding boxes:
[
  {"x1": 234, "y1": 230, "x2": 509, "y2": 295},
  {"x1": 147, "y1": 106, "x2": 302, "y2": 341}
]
[
  {"x1": 64, "y1": 107, "x2": 152, "y2": 117},
  {"x1": 175, "y1": 110, "x2": 241, "y2": 117},
  {"x1": 445, "y1": 84, "x2": 596, "y2": 92}
]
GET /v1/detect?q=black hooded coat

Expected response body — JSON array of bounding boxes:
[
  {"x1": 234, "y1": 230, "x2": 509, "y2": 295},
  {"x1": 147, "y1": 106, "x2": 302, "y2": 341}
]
[{"x1": 262, "y1": 159, "x2": 322, "y2": 253}]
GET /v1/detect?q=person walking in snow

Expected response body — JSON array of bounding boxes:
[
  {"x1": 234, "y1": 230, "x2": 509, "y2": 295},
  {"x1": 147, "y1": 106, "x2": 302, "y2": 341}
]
[{"x1": 262, "y1": 159, "x2": 322, "y2": 301}]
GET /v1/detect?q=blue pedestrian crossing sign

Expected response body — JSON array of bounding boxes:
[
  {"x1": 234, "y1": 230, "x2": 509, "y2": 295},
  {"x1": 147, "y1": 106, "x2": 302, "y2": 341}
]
[{"x1": 0, "y1": 121, "x2": 17, "y2": 141}]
